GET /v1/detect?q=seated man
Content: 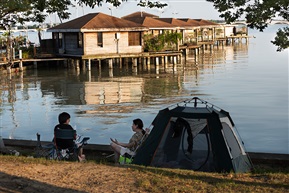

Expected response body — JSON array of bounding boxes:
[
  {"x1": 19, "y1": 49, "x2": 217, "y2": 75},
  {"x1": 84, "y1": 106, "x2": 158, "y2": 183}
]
[{"x1": 54, "y1": 112, "x2": 85, "y2": 161}]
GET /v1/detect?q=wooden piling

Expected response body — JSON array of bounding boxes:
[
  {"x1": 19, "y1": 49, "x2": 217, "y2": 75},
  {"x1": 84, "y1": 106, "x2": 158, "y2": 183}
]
[
  {"x1": 33, "y1": 61, "x2": 37, "y2": 69},
  {"x1": 87, "y1": 59, "x2": 91, "y2": 71},
  {"x1": 108, "y1": 59, "x2": 113, "y2": 69}
]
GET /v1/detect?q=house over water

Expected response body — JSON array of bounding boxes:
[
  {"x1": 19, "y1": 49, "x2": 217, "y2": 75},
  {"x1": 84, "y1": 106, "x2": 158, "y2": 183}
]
[
  {"x1": 47, "y1": 13, "x2": 148, "y2": 57},
  {"x1": 122, "y1": 11, "x2": 220, "y2": 47},
  {"x1": 122, "y1": 14, "x2": 177, "y2": 36}
]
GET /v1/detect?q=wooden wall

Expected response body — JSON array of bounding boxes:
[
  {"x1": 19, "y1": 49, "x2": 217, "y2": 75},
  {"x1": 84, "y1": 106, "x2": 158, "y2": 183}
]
[{"x1": 84, "y1": 32, "x2": 142, "y2": 55}]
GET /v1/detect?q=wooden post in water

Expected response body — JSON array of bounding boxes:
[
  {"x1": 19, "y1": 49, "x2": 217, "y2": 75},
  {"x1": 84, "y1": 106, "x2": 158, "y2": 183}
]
[
  {"x1": 19, "y1": 50, "x2": 23, "y2": 72},
  {"x1": 98, "y1": 59, "x2": 102, "y2": 77},
  {"x1": 164, "y1": 56, "x2": 168, "y2": 68},
  {"x1": 155, "y1": 57, "x2": 159, "y2": 67},
  {"x1": 173, "y1": 56, "x2": 177, "y2": 65},
  {"x1": 108, "y1": 59, "x2": 113, "y2": 69},
  {"x1": 132, "y1": 58, "x2": 137, "y2": 67},
  {"x1": 64, "y1": 59, "x2": 68, "y2": 68},
  {"x1": 87, "y1": 70, "x2": 91, "y2": 82},
  {"x1": 119, "y1": 57, "x2": 122, "y2": 69},
  {"x1": 82, "y1": 59, "x2": 86, "y2": 71},
  {"x1": 145, "y1": 57, "x2": 149, "y2": 71},
  {"x1": 109, "y1": 68, "x2": 113, "y2": 77},
  {"x1": 87, "y1": 59, "x2": 91, "y2": 71},
  {"x1": 68, "y1": 59, "x2": 71, "y2": 68},
  {"x1": 33, "y1": 61, "x2": 37, "y2": 69},
  {"x1": 76, "y1": 59, "x2": 80, "y2": 70},
  {"x1": 132, "y1": 58, "x2": 138, "y2": 75},
  {"x1": 155, "y1": 57, "x2": 159, "y2": 74},
  {"x1": 147, "y1": 57, "x2": 150, "y2": 70},
  {"x1": 123, "y1": 58, "x2": 129, "y2": 70},
  {"x1": 178, "y1": 54, "x2": 182, "y2": 64},
  {"x1": 194, "y1": 48, "x2": 198, "y2": 57},
  {"x1": 142, "y1": 57, "x2": 147, "y2": 71},
  {"x1": 138, "y1": 57, "x2": 142, "y2": 71},
  {"x1": 161, "y1": 56, "x2": 164, "y2": 66},
  {"x1": 173, "y1": 56, "x2": 177, "y2": 72}
]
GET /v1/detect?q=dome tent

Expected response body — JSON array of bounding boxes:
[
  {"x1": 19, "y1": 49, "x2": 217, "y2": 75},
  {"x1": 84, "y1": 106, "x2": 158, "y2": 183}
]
[{"x1": 133, "y1": 97, "x2": 253, "y2": 173}]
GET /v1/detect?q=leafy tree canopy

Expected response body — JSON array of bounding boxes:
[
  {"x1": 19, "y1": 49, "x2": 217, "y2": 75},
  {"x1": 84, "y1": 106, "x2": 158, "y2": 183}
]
[
  {"x1": 207, "y1": 0, "x2": 289, "y2": 51},
  {"x1": 0, "y1": 0, "x2": 167, "y2": 28}
]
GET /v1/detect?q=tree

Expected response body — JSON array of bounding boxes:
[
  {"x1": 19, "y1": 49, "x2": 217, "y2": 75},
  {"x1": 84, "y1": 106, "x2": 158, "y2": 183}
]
[
  {"x1": 207, "y1": 0, "x2": 289, "y2": 51},
  {"x1": 143, "y1": 31, "x2": 182, "y2": 52}
]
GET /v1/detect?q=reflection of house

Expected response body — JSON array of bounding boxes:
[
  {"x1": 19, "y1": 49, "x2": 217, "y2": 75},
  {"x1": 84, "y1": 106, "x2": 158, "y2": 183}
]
[
  {"x1": 83, "y1": 77, "x2": 144, "y2": 104},
  {"x1": 47, "y1": 13, "x2": 148, "y2": 57}
]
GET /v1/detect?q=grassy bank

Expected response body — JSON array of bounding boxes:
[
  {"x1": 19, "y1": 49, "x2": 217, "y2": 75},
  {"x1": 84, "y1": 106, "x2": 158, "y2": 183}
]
[{"x1": 0, "y1": 155, "x2": 288, "y2": 193}]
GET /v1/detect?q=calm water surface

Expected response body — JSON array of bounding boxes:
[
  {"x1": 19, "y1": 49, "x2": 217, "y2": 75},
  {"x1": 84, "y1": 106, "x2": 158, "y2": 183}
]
[{"x1": 0, "y1": 25, "x2": 288, "y2": 154}]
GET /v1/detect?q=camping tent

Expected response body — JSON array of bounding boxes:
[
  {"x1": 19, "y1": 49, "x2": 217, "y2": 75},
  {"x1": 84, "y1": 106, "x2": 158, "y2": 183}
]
[{"x1": 133, "y1": 97, "x2": 253, "y2": 173}]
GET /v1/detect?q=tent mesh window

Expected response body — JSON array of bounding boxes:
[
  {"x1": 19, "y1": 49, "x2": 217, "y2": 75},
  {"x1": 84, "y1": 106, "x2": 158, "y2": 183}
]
[{"x1": 151, "y1": 117, "x2": 215, "y2": 171}]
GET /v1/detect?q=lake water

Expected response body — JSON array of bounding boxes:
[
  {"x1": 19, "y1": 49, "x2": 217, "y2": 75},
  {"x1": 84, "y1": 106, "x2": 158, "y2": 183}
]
[{"x1": 0, "y1": 25, "x2": 288, "y2": 154}]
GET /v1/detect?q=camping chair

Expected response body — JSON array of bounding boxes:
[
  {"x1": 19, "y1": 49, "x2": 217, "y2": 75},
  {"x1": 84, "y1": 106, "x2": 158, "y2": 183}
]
[
  {"x1": 119, "y1": 128, "x2": 151, "y2": 164},
  {"x1": 34, "y1": 133, "x2": 57, "y2": 159},
  {"x1": 54, "y1": 129, "x2": 79, "y2": 161}
]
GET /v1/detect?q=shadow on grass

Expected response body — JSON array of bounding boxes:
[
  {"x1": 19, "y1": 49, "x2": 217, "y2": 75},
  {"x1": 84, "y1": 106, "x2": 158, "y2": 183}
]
[
  {"x1": 0, "y1": 172, "x2": 87, "y2": 193},
  {"x1": 128, "y1": 165, "x2": 289, "y2": 190}
]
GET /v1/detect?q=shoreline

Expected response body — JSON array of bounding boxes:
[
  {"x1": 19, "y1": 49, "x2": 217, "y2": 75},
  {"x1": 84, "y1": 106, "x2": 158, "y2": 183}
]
[{"x1": 1, "y1": 138, "x2": 288, "y2": 167}]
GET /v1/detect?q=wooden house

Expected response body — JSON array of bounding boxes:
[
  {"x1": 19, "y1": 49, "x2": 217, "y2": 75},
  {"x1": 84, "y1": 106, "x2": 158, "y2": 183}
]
[
  {"x1": 152, "y1": 17, "x2": 195, "y2": 45},
  {"x1": 181, "y1": 19, "x2": 220, "y2": 42},
  {"x1": 47, "y1": 13, "x2": 148, "y2": 57},
  {"x1": 122, "y1": 12, "x2": 221, "y2": 45},
  {"x1": 122, "y1": 13, "x2": 177, "y2": 36},
  {"x1": 178, "y1": 19, "x2": 201, "y2": 44},
  {"x1": 122, "y1": 12, "x2": 200, "y2": 47}
]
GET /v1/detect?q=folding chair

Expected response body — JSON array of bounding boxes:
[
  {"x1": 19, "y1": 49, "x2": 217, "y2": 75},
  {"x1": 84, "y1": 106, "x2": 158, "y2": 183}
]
[
  {"x1": 119, "y1": 128, "x2": 151, "y2": 164},
  {"x1": 54, "y1": 129, "x2": 79, "y2": 161},
  {"x1": 34, "y1": 133, "x2": 56, "y2": 159}
]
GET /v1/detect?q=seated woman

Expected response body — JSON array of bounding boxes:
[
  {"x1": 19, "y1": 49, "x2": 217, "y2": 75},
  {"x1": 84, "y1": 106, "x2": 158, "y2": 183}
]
[{"x1": 110, "y1": 118, "x2": 145, "y2": 164}]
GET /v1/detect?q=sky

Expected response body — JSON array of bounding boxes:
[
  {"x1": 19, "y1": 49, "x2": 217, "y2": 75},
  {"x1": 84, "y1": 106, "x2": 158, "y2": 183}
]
[{"x1": 47, "y1": 0, "x2": 223, "y2": 24}]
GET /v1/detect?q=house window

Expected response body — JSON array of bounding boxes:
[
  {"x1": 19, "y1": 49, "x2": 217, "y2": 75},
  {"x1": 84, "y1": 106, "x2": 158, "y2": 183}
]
[
  {"x1": 97, "y1": 32, "x2": 103, "y2": 47},
  {"x1": 77, "y1": 32, "x2": 83, "y2": 48},
  {"x1": 128, "y1": 32, "x2": 141, "y2": 46},
  {"x1": 58, "y1": 33, "x2": 63, "y2": 48}
]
